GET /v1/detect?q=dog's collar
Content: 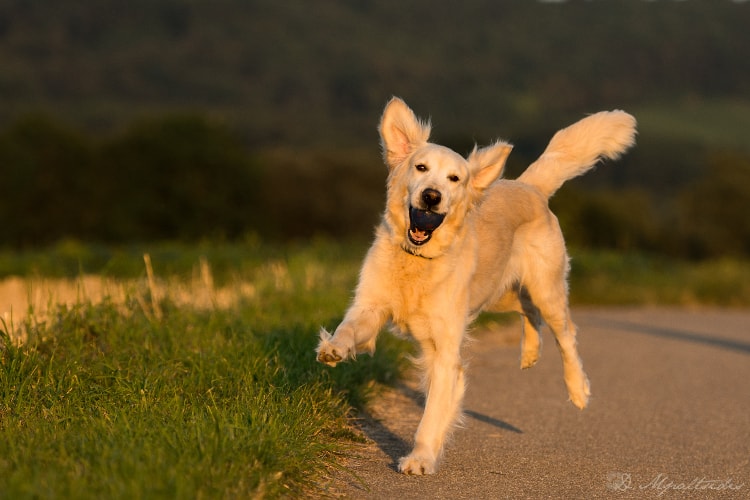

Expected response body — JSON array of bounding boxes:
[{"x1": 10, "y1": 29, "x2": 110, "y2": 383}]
[{"x1": 401, "y1": 244, "x2": 433, "y2": 259}]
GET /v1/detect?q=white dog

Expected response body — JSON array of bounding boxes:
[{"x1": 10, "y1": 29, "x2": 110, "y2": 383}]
[{"x1": 317, "y1": 98, "x2": 636, "y2": 475}]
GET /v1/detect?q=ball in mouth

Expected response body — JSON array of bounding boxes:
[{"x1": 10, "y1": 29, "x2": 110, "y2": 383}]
[{"x1": 408, "y1": 206, "x2": 446, "y2": 245}]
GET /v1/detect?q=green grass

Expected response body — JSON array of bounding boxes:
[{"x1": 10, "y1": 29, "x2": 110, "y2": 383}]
[
  {"x1": 568, "y1": 249, "x2": 750, "y2": 307},
  {"x1": 1, "y1": 240, "x2": 749, "y2": 498},
  {"x1": 0, "y1": 239, "x2": 411, "y2": 499}
]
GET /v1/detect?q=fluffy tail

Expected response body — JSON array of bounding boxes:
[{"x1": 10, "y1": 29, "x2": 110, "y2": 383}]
[{"x1": 517, "y1": 110, "x2": 637, "y2": 198}]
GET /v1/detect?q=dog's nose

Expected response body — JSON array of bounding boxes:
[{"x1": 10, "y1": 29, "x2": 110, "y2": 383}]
[{"x1": 422, "y1": 188, "x2": 442, "y2": 208}]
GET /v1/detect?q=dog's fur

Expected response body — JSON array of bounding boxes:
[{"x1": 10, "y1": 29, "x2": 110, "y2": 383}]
[{"x1": 317, "y1": 98, "x2": 637, "y2": 475}]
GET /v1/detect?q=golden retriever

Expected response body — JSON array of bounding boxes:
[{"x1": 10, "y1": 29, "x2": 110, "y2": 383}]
[{"x1": 317, "y1": 97, "x2": 637, "y2": 475}]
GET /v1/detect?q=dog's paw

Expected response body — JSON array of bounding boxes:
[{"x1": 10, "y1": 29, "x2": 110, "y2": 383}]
[
  {"x1": 398, "y1": 453, "x2": 437, "y2": 475},
  {"x1": 315, "y1": 328, "x2": 351, "y2": 367},
  {"x1": 568, "y1": 373, "x2": 591, "y2": 409},
  {"x1": 520, "y1": 349, "x2": 539, "y2": 369}
]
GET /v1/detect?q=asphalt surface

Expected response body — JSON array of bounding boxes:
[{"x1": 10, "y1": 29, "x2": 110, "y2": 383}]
[{"x1": 324, "y1": 308, "x2": 750, "y2": 499}]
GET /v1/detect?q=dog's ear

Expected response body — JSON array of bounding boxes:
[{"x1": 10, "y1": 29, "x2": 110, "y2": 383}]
[
  {"x1": 379, "y1": 97, "x2": 431, "y2": 169},
  {"x1": 468, "y1": 141, "x2": 513, "y2": 190}
]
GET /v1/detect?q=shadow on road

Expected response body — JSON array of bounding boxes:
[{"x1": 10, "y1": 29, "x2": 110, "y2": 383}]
[
  {"x1": 587, "y1": 317, "x2": 750, "y2": 355},
  {"x1": 464, "y1": 410, "x2": 523, "y2": 434},
  {"x1": 353, "y1": 380, "x2": 524, "y2": 474},
  {"x1": 353, "y1": 410, "x2": 412, "y2": 472}
]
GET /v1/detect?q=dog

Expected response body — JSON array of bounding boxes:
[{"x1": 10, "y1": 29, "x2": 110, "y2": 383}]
[{"x1": 316, "y1": 97, "x2": 637, "y2": 475}]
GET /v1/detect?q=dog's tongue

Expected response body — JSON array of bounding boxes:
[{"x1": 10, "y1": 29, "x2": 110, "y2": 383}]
[{"x1": 409, "y1": 228, "x2": 430, "y2": 243}]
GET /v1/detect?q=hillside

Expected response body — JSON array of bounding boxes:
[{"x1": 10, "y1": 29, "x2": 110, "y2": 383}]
[
  {"x1": 1, "y1": 1, "x2": 748, "y2": 147},
  {"x1": 1, "y1": 1, "x2": 749, "y2": 256}
]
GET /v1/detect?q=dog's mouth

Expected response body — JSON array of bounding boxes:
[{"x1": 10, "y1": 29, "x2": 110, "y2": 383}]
[{"x1": 408, "y1": 207, "x2": 446, "y2": 246}]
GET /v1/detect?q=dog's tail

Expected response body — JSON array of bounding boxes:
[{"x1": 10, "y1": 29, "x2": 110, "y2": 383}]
[{"x1": 517, "y1": 110, "x2": 637, "y2": 199}]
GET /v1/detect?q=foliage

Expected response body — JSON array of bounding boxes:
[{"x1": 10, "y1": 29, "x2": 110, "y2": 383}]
[
  {"x1": 254, "y1": 148, "x2": 385, "y2": 241},
  {"x1": 100, "y1": 114, "x2": 262, "y2": 241},
  {"x1": 0, "y1": 115, "x2": 96, "y2": 244},
  {"x1": 0, "y1": 1, "x2": 749, "y2": 143},
  {"x1": 0, "y1": 115, "x2": 388, "y2": 248},
  {"x1": 0, "y1": 1, "x2": 749, "y2": 258},
  {"x1": 677, "y1": 153, "x2": 750, "y2": 259},
  {"x1": 552, "y1": 188, "x2": 661, "y2": 254},
  {"x1": 1, "y1": 110, "x2": 750, "y2": 260},
  {"x1": 0, "y1": 114, "x2": 262, "y2": 245}
]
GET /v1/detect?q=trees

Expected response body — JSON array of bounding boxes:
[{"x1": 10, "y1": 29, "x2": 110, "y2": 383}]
[
  {"x1": 2, "y1": 113, "x2": 750, "y2": 260},
  {"x1": 678, "y1": 154, "x2": 750, "y2": 259},
  {"x1": 0, "y1": 116, "x2": 96, "y2": 244},
  {"x1": 100, "y1": 115, "x2": 261, "y2": 241},
  {"x1": 0, "y1": 115, "x2": 261, "y2": 245}
]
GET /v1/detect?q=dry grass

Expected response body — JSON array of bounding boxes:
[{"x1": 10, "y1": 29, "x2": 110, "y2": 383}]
[{"x1": 0, "y1": 254, "x2": 256, "y2": 343}]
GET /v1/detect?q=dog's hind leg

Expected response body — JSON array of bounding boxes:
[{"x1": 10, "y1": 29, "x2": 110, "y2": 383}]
[
  {"x1": 524, "y1": 275, "x2": 590, "y2": 409},
  {"x1": 518, "y1": 287, "x2": 543, "y2": 369},
  {"x1": 398, "y1": 324, "x2": 466, "y2": 475},
  {"x1": 549, "y1": 312, "x2": 590, "y2": 409},
  {"x1": 487, "y1": 289, "x2": 543, "y2": 369},
  {"x1": 539, "y1": 297, "x2": 590, "y2": 409}
]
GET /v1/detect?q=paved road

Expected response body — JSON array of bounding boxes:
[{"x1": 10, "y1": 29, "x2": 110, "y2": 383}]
[{"x1": 325, "y1": 308, "x2": 750, "y2": 499}]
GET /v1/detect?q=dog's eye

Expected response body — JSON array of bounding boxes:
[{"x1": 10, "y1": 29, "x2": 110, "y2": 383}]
[
  {"x1": 415, "y1": 164, "x2": 428, "y2": 172},
  {"x1": 448, "y1": 175, "x2": 460, "y2": 183}
]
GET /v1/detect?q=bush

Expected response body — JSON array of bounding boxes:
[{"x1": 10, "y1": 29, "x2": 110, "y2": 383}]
[
  {"x1": 0, "y1": 116, "x2": 97, "y2": 244},
  {"x1": 677, "y1": 153, "x2": 750, "y2": 259},
  {"x1": 99, "y1": 115, "x2": 261, "y2": 240},
  {"x1": 0, "y1": 114, "x2": 263, "y2": 245},
  {"x1": 551, "y1": 187, "x2": 661, "y2": 253},
  {"x1": 2, "y1": 113, "x2": 750, "y2": 261}
]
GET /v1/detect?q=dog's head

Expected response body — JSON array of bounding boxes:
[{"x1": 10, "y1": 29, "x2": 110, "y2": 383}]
[{"x1": 378, "y1": 97, "x2": 512, "y2": 258}]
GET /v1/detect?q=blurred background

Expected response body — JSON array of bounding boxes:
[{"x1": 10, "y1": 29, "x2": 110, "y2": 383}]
[{"x1": 1, "y1": 0, "x2": 749, "y2": 260}]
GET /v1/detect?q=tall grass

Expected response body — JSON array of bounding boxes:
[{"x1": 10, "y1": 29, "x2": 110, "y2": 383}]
[{"x1": 0, "y1": 240, "x2": 410, "y2": 498}]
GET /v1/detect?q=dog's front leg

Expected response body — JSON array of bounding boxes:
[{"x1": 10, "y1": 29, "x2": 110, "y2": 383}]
[
  {"x1": 399, "y1": 328, "x2": 466, "y2": 475},
  {"x1": 316, "y1": 304, "x2": 387, "y2": 367}
]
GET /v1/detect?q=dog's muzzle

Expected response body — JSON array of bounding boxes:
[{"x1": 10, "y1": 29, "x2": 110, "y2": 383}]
[{"x1": 408, "y1": 206, "x2": 446, "y2": 246}]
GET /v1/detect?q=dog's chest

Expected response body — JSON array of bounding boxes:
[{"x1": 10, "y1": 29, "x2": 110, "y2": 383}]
[{"x1": 384, "y1": 252, "x2": 463, "y2": 331}]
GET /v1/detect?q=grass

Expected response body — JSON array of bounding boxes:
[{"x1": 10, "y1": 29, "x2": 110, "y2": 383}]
[
  {"x1": 1, "y1": 240, "x2": 749, "y2": 498},
  {"x1": 0, "y1": 239, "x2": 411, "y2": 499},
  {"x1": 0, "y1": 237, "x2": 344, "y2": 283},
  {"x1": 568, "y1": 248, "x2": 750, "y2": 307}
]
